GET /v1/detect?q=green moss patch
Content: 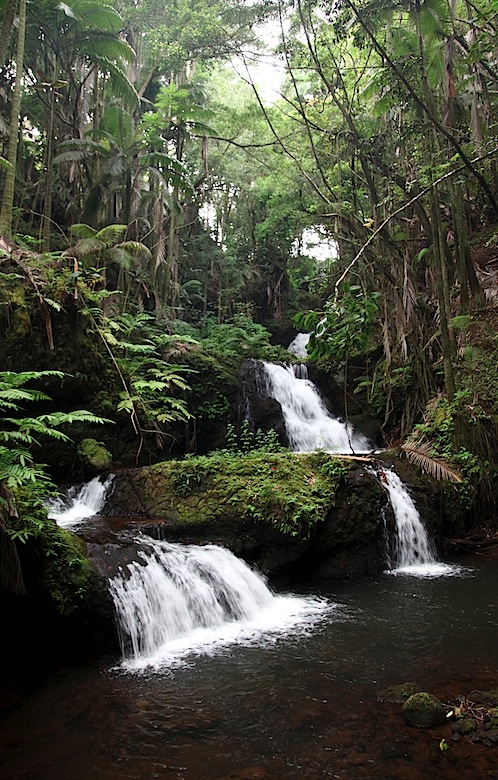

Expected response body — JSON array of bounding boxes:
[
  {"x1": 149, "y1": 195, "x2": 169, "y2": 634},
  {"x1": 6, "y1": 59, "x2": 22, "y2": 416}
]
[{"x1": 139, "y1": 451, "x2": 348, "y2": 538}]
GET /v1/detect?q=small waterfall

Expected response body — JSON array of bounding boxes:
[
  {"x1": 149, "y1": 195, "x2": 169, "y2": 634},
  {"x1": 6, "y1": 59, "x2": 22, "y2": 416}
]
[
  {"x1": 256, "y1": 360, "x2": 371, "y2": 454},
  {"x1": 47, "y1": 475, "x2": 114, "y2": 529},
  {"x1": 381, "y1": 468, "x2": 461, "y2": 578},
  {"x1": 108, "y1": 538, "x2": 333, "y2": 670},
  {"x1": 288, "y1": 332, "x2": 310, "y2": 358}
]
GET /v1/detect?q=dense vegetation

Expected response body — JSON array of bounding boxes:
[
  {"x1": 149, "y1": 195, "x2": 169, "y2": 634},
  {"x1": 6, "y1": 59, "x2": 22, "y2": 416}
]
[{"x1": 1, "y1": 0, "x2": 498, "y2": 566}]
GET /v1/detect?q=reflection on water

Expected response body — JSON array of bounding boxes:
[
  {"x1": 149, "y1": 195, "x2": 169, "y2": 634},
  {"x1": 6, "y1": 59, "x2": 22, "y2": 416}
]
[{"x1": 1, "y1": 556, "x2": 498, "y2": 780}]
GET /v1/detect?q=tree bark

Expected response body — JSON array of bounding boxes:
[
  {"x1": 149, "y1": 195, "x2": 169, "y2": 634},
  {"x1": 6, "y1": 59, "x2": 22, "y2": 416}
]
[{"x1": 0, "y1": 0, "x2": 26, "y2": 238}]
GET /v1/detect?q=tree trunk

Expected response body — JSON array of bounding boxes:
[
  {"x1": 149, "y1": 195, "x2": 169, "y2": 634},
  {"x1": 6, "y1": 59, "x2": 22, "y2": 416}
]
[
  {"x1": 0, "y1": 0, "x2": 26, "y2": 238},
  {"x1": 0, "y1": 0, "x2": 16, "y2": 67}
]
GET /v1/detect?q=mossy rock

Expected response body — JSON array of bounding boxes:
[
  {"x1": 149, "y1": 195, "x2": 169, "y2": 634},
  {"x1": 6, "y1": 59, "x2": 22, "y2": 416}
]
[
  {"x1": 77, "y1": 438, "x2": 112, "y2": 474},
  {"x1": 452, "y1": 718, "x2": 477, "y2": 736},
  {"x1": 469, "y1": 689, "x2": 498, "y2": 707},
  {"x1": 377, "y1": 682, "x2": 420, "y2": 704},
  {"x1": 401, "y1": 692, "x2": 447, "y2": 728}
]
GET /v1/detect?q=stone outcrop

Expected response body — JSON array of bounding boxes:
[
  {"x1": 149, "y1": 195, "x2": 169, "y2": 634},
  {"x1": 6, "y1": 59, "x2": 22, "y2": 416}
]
[{"x1": 101, "y1": 454, "x2": 389, "y2": 582}]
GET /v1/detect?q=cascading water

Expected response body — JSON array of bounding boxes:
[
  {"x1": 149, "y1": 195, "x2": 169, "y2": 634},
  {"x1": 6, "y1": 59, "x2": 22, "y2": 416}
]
[
  {"x1": 108, "y1": 537, "x2": 333, "y2": 670},
  {"x1": 47, "y1": 474, "x2": 114, "y2": 529},
  {"x1": 255, "y1": 360, "x2": 371, "y2": 454},
  {"x1": 380, "y1": 468, "x2": 462, "y2": 578},
  {"x1": 287, "y1": 332, "x2": 310, "y2": 358}
]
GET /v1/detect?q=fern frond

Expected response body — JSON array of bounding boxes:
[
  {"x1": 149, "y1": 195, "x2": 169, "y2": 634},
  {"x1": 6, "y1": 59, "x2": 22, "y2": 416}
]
[{"x1": 401, "y1": 437, "x2": 463, "y2": 483}]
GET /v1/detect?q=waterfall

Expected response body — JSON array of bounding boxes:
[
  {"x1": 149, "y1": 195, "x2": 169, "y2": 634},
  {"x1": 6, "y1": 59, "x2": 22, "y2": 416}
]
[
  {"x1": 47, "y1": 475, "x2": 114, "y2": 529},
  {"x1": 108, "y1": 538, "x2": 333, "y2": 670},
  {"x1": 381, "y1": 468, "x2": 461, "y2": 578},
  {"x1": 288, "y1": 332, "x2": 310, "y2": 358},
  {"x1": 256, "y1": 360, "x2": 371, "y2": 454}
]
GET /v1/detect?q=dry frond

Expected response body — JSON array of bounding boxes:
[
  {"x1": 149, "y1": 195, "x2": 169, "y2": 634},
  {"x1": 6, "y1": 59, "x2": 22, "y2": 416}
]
[{"x1": 401, "y1": 437, "x2": 463, "y2": 483}]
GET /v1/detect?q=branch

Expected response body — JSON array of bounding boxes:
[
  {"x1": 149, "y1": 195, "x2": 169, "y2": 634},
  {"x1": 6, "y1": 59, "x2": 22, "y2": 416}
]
[
  {"x1": 344, "y1": 0, "x2": 498, "y2": 215},
  {"x1": 333, "y1": 146, "x2": 498, "y2": 298}
]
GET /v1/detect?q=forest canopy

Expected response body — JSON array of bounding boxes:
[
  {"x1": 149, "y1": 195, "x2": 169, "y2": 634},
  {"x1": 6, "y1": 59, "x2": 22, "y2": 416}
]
[{"x1": 0, "y1": 0, "x2": 497, "y2": 488}]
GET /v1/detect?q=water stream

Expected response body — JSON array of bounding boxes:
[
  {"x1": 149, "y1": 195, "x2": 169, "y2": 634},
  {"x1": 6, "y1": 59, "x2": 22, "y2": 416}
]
[
  {"x1": 254, "y1": 360, "x2": 371, "y2": 453},
  {"x1": 5, "y1": 359, "x2": 493, "y2": 778},
  {"x1": 108, "y1": 538, "x2": 332, "y2": 671},
  {"x1": 380, "y1": 468, "x2": 461, "y2": 578},
  {"x1": 2, "y1": 555, "x2": 496, "y2": 780},
  {"x1": 46, "y1": 474, "x2": 113, "y2": 528}
]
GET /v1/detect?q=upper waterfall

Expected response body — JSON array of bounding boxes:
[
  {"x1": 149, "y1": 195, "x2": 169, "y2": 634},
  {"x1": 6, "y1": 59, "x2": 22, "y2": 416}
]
[
  {"x1": 287, "y1": 332, "x2": 310, "y2": 358},
  {"x1": 255, "y1": 360, "x2": 371, "y2": 454},
  {"x1": 47, "y1": 475, "x2": 114, "y2": 529}
]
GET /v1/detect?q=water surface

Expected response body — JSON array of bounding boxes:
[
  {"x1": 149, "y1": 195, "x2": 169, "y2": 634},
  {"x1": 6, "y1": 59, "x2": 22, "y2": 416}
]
[{"x1": 1, "y1": 554, "x2": 498, "y2": 780}]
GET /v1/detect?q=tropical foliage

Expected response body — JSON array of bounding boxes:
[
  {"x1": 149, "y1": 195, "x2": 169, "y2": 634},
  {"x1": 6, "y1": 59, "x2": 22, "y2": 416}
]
[{"x1": 0, "y1": 0, "x2": 497, "y2": 518}]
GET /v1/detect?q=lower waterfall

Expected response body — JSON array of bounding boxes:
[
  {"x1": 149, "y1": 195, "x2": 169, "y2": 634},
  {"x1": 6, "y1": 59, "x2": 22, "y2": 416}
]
[{"x1": 108, "y1": 537, "x2": 333, "y2": 670}]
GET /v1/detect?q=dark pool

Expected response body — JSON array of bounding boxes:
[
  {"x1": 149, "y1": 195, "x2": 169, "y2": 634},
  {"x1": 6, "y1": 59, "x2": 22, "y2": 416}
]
[{"x1": 1, "y1": 555, "x2": 498, "y2": 780}]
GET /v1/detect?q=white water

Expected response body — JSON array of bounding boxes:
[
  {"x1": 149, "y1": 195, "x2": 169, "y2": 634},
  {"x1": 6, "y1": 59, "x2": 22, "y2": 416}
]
[
  {"x1": 108, "y1": 538, "x2": 334, "y2": 671},
  {"x1": 288, "y1": 332, "x2": 310, "y2": 358},
  {"x1": 47, "y1": 475, "x2": 114, "y2": 529},
  {"x1": 381, "y1": 469, "x2": 463, "y2": 578},
  {"x1": 259, "y1": 360, "x2": 371, "y2": 454}
]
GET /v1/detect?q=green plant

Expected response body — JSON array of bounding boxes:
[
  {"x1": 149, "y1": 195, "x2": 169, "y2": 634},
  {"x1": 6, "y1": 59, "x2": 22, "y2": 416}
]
[
  {"x1": 223, "y1": 421, "x2": 285, "y2": 454},
  {"x1": 404, "y1": 389, "x2": 496, "y2": 511},
  {"x1": 0, "y1": 369, "x2": 110, "y2": 541},
  {"x1": 294, "y1": 284, "x2": 380, "y2": 363}
]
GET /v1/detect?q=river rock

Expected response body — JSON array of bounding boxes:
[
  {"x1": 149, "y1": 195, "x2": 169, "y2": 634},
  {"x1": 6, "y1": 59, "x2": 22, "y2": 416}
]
[
  {"x1": 452, "y1": 717, "x2": 477, "y2": 735},
  {"x1": 377, "y1": 682, "x2": 420, "y2": 704},
  {"x1": 469, "y1": 689, "x2": 498, "y2": 706},
  {"x1": 401, "y1": 692, "x2": 447, "y2": 728},
  {"x1": 103, "y1": 457, "x2": 388, "y2": 581}
]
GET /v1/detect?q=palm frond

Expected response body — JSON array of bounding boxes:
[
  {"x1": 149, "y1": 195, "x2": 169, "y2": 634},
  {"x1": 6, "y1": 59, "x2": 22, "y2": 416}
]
[
  {"x1": 401, "y1": 437, "x2": 463, "y2": 483},
  {"x1": 69, "y1": 1, "x2": 124, "y2": 34},
  {"x1": 68, "y1": 223, "x2": 98, "y2": 239},
  {"x1": 95, "y1": 223, "x2": 127, "y2": 247},
  {"x1": 70, "y1": 237, "x2": 106, "y2": 257}
]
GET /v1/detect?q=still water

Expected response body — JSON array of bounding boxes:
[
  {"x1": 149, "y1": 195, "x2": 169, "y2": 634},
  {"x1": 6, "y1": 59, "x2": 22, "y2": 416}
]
[{"x1": 1, "y1": 554, "x2": 498, "y2": 780}]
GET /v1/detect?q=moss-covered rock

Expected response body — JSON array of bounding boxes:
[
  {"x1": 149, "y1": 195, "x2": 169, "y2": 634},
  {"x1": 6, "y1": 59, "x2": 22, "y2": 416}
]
[
  {"x1": 0, "y1": 520, "x2": 117, "y2": 677},
  {"x1": 377, "y1": 682, "x2": 420, "y2": 704},
  {"x1": 402, "y1": 692, "x2": 447, "y2": 728},
  {"x1": 452, "y1": 718, "x2": 477, "y2": 735},
  {"x1": 104, "y1": 452, "x2": 389, "y2": 579},
  {"x1": 469, "y1": 689, "x2": 498, "y2": 707},
  {"x1": 77, "y1": 438, "x2": 112, "y2": 475}
]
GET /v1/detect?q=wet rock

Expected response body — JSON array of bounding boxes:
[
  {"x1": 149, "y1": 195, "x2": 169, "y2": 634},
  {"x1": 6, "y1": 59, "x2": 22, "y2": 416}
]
[
  {"x1": 482, "y1": 729, "x2": 498, "y2": 746},
  {"x1": 103, "y1": 458, "x2": 388, "y2": 581},
  {"x1": 469, "y1": 689, "x2": 498, "y2": 706},
  {"x1": 377, "y1": 682, "x2": 420, "y2": 704},
  {"x1": 452, "y1": 717, "x2": 477, "y2": 735},
  {"x1": 401, "y1": 692, "x2": 447, "y2": 728}
]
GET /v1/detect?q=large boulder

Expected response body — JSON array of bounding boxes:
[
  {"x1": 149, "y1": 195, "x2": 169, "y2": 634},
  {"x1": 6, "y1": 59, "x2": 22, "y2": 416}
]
[
  {"x1": 103, "y1": 453, "x2": 388, "y2": 581},
  {"x1": 77, "y1": 438, "x2": 113, "y2": 475}
]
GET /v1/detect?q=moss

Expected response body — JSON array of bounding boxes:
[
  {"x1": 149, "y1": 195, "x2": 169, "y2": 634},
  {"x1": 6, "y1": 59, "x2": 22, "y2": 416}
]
[
  {"x1": 452, "y1": 718, "x2": 477, "y2": 736},
  {"x1": 77, "y1": 437, "x2": 112, "y2": 473},
  {"x1": 139, "y1": 451, "x2": 348, "y2": 538},
  {"x1": 402, "y1": 692, "x2": 447, "y2": 728},
  {"x1": 28, "y1": 523, "x2": 100, "y2": 618}
]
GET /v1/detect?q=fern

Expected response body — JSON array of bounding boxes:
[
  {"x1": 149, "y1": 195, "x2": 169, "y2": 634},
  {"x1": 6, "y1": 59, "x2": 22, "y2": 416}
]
[{"x1": 0, "y1": 371, "x2": 112, "y2": 545}]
